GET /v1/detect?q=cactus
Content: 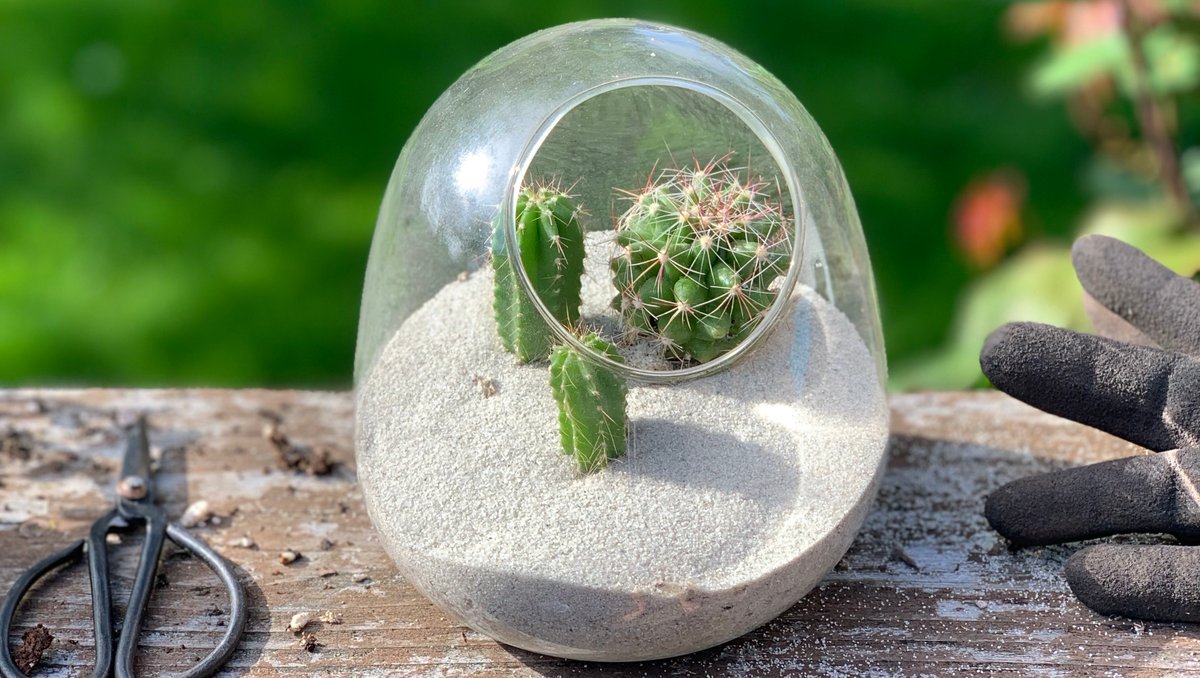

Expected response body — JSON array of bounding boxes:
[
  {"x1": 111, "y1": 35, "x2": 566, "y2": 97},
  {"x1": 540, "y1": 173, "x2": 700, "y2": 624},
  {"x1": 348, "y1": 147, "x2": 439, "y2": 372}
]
[
  {"x1": 549, "y1": 333, "x2": 628, "y2": 473},
  {"x1": 493, "y1": 183, "x2": 585, "y2": 362},
  {"x1": 610, "y1": 157, "x2": 791, "y2": 363}
]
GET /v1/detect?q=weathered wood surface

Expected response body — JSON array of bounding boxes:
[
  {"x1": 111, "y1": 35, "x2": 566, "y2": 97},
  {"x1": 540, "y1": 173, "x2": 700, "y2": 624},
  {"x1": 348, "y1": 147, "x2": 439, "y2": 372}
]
[{"x1": 0, "y1": 389, "x2": 1195, "y2": 676}]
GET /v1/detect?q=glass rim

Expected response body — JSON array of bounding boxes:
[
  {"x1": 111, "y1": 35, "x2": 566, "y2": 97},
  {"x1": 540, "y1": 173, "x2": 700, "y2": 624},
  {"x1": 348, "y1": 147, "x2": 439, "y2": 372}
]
[{"x1": 504, "y1": 75, "x2": 806, "y2": 384}]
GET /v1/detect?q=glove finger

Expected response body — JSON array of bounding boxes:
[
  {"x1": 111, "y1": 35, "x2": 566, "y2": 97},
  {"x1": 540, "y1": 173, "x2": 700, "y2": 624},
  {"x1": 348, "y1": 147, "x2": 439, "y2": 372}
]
[
  {"x1": 1073, "y1": 234, "x2": 1200, "y2": 358},
  {"x1": 985, "y1": 447, "x2": 1200, "y2": 546},
  {"x1": 1066, "y1": 544, "x2": 1200, "y2": 623},
  {"x1": 980, "y1": 321, "x2": 1200, "y2": 451}
]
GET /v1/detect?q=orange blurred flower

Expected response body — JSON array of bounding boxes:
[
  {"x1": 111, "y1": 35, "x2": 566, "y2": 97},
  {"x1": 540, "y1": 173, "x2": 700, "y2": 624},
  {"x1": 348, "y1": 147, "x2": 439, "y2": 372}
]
[{"x1": 952, "y1": 171, "x2": 1027, "y2": 269}]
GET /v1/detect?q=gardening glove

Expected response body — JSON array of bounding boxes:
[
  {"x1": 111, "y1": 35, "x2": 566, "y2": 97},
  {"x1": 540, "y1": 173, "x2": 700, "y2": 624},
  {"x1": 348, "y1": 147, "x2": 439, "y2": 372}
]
[{"x1": 980, "y1": 233, "x2": 1200, "y2": 623}]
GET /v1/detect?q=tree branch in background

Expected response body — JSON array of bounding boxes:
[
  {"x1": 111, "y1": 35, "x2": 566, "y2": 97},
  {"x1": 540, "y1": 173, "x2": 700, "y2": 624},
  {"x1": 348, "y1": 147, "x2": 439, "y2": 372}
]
[{"x1": 1120, "y1": 0, "x2": 1196, "y2": 223}]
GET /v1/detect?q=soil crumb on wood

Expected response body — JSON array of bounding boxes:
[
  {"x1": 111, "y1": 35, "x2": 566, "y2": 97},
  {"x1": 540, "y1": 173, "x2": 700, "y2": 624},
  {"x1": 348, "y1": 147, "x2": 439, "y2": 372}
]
[
  {"x1": 298, "y1": 632, "x2": 320, "y2": 652},
  {"x1": 1, "y1": 428, "x2": 33, "y2": 461},
  {"x1": 263, "y1": 423, "x2": 334, "y2": 476},
  {"x1": 14, "y1": 624, "x2": 53, "y2": 675}
]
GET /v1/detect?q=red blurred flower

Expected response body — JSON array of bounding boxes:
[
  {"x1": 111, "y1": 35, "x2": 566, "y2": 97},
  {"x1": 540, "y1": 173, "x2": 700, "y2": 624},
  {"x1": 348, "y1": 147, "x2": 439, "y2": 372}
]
[{"x1": 952, "y1": 171, "x2": 1027, "y2": 269}]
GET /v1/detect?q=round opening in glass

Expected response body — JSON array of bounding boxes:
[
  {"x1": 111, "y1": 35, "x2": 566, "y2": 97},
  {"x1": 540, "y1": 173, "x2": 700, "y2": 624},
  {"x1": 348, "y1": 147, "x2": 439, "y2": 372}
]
[{"x1": 505, "y1": 77, "x2": 805, "y2": 383}]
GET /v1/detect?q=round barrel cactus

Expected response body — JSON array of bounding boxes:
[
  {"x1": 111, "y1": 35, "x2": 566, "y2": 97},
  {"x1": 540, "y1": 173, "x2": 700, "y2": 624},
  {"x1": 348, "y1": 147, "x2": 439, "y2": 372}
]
[{"x1": 610, "y1": 157, "x2": 792, "y2": 363}]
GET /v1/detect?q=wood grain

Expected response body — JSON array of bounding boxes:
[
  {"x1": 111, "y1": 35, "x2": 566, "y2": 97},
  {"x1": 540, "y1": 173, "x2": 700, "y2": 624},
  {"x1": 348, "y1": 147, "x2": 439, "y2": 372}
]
[{"x1": 1, "y1": 389, "x2": 1196, "y2": 676}]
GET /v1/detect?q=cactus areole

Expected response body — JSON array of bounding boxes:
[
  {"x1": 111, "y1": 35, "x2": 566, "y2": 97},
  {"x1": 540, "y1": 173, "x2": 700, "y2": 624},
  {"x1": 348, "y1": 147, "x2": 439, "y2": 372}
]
[{"x1": 503, "y1": 82, "x2": 803, "y2": 385}]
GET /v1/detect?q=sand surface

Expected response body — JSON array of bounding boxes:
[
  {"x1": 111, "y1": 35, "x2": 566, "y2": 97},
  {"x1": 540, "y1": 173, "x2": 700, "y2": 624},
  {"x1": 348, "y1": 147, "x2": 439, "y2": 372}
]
[{"x1": 356, "y1": 239, "x2": 889, "y2": 661}]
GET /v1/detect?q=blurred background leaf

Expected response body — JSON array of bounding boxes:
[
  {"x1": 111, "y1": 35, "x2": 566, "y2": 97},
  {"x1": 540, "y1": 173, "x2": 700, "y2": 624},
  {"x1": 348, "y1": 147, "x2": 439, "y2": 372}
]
[
  {"x1": 897, "y1": 0, "x2": 1200, "y2": 389},
  {"x1": 0, "y1": 0, "x2": 1194, "y2": 389}
]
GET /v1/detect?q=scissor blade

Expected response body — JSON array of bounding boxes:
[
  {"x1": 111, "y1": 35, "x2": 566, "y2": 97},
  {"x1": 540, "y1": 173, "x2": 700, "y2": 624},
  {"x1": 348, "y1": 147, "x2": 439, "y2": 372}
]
[{"x1": 119, "y1": 416, "x2": 153, "y2": 498}]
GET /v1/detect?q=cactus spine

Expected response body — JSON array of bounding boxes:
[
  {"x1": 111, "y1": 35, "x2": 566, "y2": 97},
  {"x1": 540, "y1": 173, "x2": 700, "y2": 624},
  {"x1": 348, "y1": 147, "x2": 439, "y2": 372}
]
[
  {"x1": 610, "y1": 157, "x2": 791, "y2": 363},
  {"x1": 549, "y1": 333, "x2": 628, "y2": 473},
  {"x1": 493, "y1": 184, "x2": 585, "y2": 362}
]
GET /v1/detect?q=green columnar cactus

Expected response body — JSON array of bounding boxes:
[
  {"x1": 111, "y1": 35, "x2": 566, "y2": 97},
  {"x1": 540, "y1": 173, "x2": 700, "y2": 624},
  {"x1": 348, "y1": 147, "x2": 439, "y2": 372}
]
[
  {"x1": 549, "y1": 333, "x2": 629, "y2": 473},
  {"x1": 493, "y1": 184, "x2": 585, "y2": 362},
  {"x1": 611, "y1": 158, "x2": 792, "y2": 363}
]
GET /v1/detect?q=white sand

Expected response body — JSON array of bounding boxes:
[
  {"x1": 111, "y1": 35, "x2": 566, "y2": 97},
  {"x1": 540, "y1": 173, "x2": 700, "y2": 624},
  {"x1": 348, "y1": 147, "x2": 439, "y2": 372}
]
[{"x1": 355, "y1": 241, "x2": 890, "y2": 662}]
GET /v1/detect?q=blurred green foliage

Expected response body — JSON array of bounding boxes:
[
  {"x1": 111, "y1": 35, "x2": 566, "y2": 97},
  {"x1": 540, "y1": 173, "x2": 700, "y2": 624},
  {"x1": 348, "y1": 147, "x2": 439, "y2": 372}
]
[
  {"x1": 895, "y1": 1, "x2": 1200, "y2": 389},
  {"x1": 0, "y1": 1, "x2": 1090, "y2": 387}
]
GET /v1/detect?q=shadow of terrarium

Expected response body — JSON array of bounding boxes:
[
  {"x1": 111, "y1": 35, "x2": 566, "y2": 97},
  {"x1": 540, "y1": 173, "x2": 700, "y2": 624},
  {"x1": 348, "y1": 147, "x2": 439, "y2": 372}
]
[{"x1": 613, "y1": 418, "x2": 799, "y2": 511}]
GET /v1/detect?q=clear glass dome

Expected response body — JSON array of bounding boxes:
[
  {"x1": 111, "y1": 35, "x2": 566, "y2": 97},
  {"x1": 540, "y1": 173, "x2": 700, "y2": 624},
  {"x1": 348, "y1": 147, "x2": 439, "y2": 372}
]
[{"x1": 355, "y1": 19, "x2": 889, "y2": 662}]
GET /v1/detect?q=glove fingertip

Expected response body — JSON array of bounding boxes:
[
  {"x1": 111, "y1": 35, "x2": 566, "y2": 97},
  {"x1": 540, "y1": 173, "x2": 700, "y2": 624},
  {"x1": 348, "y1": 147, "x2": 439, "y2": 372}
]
[
  {"x1": 1069, "y1": 234, "x2": 1118, "y2": 281},
  {"x1": 979, "y1": 323, "x2": 1019, "y2": 381},
  {"x1": 983, "y1": 480, "x2": 1043, "y2": 546},
  {"x1": 1063, "y1": 546, "x2": 1120, "y2": 616},
  {"x1": 1066, "y1": 545, "x2": 1200, "y2": 623},
  {"x1": 983, "y1": 485, "x2": 1017, "y2": 537},
  {"x1": 979, "y1": 321, "x2": 1051, "y2": 392}
]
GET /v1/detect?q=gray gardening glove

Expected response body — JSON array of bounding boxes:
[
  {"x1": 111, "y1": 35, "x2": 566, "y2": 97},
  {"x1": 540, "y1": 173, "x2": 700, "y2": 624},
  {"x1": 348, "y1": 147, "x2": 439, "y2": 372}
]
[{"x1": 980, "y1": 234, "x2": 1200, "y2": 623}]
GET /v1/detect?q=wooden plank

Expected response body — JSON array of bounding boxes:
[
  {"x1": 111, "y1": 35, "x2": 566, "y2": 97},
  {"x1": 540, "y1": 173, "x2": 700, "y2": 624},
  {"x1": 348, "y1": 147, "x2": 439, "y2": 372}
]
[{"x1": 0, "y1": 389, "x2": 1194, "y2": 676}]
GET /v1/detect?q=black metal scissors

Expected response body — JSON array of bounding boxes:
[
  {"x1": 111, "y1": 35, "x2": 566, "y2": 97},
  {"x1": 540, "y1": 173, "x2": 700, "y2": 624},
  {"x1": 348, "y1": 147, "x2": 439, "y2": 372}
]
[{"x1": 0, "y1": 417, "x2": 246, "y2": 677}]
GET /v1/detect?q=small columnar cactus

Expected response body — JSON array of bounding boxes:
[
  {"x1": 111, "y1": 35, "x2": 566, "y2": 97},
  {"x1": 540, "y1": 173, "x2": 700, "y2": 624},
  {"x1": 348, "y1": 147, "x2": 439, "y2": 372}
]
[
  {"x1": 610, "y1": 157, "x2": 792, "y2": 363},
  {"x1": 493, "y1": 183, "x2": 585, "y2": 363},
  {"x1": 549, "y1": 333, "x2": 628, "y2": 473}
]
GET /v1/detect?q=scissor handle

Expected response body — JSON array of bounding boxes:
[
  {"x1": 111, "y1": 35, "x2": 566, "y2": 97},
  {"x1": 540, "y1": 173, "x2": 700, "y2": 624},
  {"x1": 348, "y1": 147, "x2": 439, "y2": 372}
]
[
  {"x1": 158, "y1": 522, "x2": 248, "y2": 678},
  {"x1": 0, "y1": 509, "x2": 247, "y2": 678},
  {"x1": 1, "y1": 510, "x2": 116, "y2": 678},
  {"x1": 0, "y1": 540, "x2": 86, "y2": 677},
  {"x1": 111, "y1": 502, "x2": 248, "y2": 678}
]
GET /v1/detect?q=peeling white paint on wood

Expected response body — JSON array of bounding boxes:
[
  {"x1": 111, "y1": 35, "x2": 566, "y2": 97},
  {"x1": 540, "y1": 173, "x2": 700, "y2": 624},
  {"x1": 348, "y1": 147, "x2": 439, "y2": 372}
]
[{"x1": 0, "y1": 389, "x2": 1196, "y2": 675}]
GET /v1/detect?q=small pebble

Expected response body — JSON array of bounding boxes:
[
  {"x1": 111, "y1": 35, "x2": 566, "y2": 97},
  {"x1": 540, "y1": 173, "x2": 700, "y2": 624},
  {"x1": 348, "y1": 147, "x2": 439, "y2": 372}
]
[
  {"x1": 287, "y1": 611, "x2": 312, "y2": 633},
  {"x1": 230, "y1": 535, "x2": 257, "y2": 549},
  {"x1": 180, "y1": 500, "x2": 212, "y2": 528},
  {"x1": 279, "y1": 549, "x2": 301, "y2": 565},
  {"x1": 471, "y1": 374, "x2": 498, "y2": 398}
]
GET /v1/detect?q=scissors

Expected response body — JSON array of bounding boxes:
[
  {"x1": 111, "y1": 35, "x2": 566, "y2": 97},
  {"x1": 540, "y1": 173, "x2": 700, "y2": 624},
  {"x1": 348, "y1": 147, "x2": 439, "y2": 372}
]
[{"x1": 0, "y1": 416, "x2": 246, "y2": 677}]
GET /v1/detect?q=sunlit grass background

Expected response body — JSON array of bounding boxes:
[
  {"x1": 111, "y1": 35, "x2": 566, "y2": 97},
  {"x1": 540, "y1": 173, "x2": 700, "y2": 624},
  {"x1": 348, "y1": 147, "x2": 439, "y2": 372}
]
[{"x1": 2, "y1": 1, "x2": 1196, "y2": 388}]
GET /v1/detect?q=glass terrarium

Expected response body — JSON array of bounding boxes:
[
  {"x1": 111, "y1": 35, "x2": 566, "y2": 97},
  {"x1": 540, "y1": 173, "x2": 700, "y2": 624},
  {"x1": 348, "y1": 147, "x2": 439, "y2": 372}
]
[{"x1": 354, "y1": 19, "x2": 888, "y2": 662}]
